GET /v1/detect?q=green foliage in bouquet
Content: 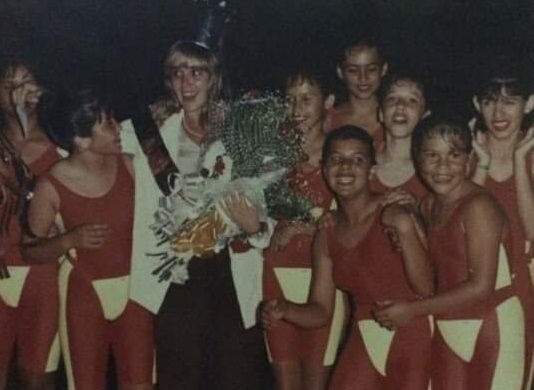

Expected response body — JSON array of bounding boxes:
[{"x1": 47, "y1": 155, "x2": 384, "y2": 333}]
[
  {"x1": 264, "y1": 180, "x2": 315, "y2": 223},
  {"x1": 208, "y1": 92, "x2": 301, "y2": 178}
]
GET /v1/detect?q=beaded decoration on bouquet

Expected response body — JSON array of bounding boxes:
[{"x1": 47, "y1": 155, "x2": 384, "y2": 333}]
[{"x1": 149, "y1": 93, "x2": 316, "y2": 283}]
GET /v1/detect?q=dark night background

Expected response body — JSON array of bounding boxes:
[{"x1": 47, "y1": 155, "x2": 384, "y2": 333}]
[
  {"x1": 1, "y1": 0, "x2": 533, "y2": 121},
  {"x1": 0, "y1": 1, "x2": 532, "y2": 389}
]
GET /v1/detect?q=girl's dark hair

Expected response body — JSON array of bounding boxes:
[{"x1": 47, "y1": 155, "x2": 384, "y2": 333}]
[
  {"x1": 284, "y1": 63, "x2": 335, "y2": 98},
  {"x1": 39, "y1": 88, "x2": 112, "y2": 152},
  {"x1": 0, "y1": 59, "x2": 38, "y2": 130},
  {"x1": 412, "y1": 116, "x2": 472, "y2": 162},
  {"x1": 337, "y1": 34, "x2": 385, "y2": 66},
  {"x1": 473, "y1": 62, "x2": 533, "y2": 134},
  {"x1": 322, "y1": 125, "x2": 376, "y2": 165},
  {"x1": 378, "y1": 71, "x2": 427, "y2": 109},
  {"x1": 0, "y1": 58, "x2": 37, "y2": 84},
  {"x1": 474, "y1": 62, "x2": 531, "y2": 101}
]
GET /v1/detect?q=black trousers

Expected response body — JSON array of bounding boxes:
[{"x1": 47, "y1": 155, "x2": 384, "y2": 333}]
[{"x1": 155, "y1": 250, "x2": 270, "y2": 390}]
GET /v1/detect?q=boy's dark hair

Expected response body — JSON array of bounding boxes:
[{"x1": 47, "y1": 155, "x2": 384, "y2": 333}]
[
  {"x1": 322, "y1": 125, "x2": 376, "y2": 165},
  {"x1": 39, "y1": 88, "x2": 113, "y2": 152},
  {"x1": 337, "y1": 34, "x2": 385, "y2": 66},
  {"x1": 379, "y1": 71, "x2": 427, "y2": 109},
  {"x1": 412, "y1": 116, "x2": 472, "y2": 162},
  {"x1": 284, "y1": 62, "x2": 335, "y2": 98}
]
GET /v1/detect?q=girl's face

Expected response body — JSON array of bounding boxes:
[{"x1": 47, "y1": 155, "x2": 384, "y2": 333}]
[
  {"x1": 0, "y1": 65, "x2": 37, "y2": 115},
  {"x1": 380, "y1": 80, "x2": 427, "y2": 139},
  {"x1": 476, "y1": 89, "x2": 534, "y2": 141},
  {"x1": 323, "y1": 139, "x2": 372, "y2": 199},
  {"x1": 337, "y1": 46, "x2": 387, "y2": 101},
  {"x1": 418, "y1": 135, "x2": 470, "y2": 198},
  {"x1": 285, "y1": 80, "x2": 333, "y2": 134},
  {"x1": 168, "y1": 52, "x2": 212, "y2": 114},
  {"x1": 88, "y1": 112, "x2": 122, "y2": 155}
]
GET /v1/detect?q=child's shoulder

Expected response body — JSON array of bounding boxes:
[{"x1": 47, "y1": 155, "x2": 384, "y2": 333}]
[{"x1": 460, "y1": 187, "x2": 504, "y2": 222}]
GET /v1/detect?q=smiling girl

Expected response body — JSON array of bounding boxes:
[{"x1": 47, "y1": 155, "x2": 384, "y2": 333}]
[
  {"x1": 374, "y1": 117, "x2": 529, "y2": 390},
  {"x1": 263, "y1": 126, "x2": 433, "y2": 390}
]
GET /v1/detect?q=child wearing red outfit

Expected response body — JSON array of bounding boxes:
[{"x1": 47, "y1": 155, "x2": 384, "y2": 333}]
[
  {"x1": 326, "y1": 36, "x2": 388, "y2": 149},
  {"x1": 0, "y1": 59, "x2": 62, "y2": 390},
  {"x1": 370, "y1": 73, "x2": 429, "y2": 201},
  {"x1": 263, "y1": 66, "x2": 343, "y2": 390},
  {"x1": 22, "y1": 90, "x2": 154, "y2": 390},
  {"x1": 375, "y1": 118, "x2": 529, "y2": 390},
  {"x1": 471, "y1": 65, "x2": 534, "y2": 386},
  {"x1": 263, "y1": 126, "x2": 434, "y2": 390}
]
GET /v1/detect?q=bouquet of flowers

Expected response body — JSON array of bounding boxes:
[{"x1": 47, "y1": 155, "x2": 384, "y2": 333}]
[{"x1": 149, "y1": 93, "x2": 315, "y2": 283}]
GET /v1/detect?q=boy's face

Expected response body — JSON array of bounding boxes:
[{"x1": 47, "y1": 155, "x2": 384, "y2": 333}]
[
  {"x1": 475, "y1": 88, "x2": 534, "y2": 141},
  {"x1": 380, "y1": 80, "x2": 428, "y2": 139},
  {"x1": 87, "y1": 112, "x2": 122, "y2": 155},
  {"x1": 417, "y1": 135, "x2": 470, "y2": 197},
  {"x1": 337, "y1": 45, "x2": 387, "y2": 100},
  {"x1": 323, "y1": 139, "x2": 372, "y2": 199},
  {"x1": 286, "y1": 79, "x2": 333, "y2": 133}
]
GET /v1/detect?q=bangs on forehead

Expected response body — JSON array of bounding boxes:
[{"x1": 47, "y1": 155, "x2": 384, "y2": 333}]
[
  {"x1": 168, "y1": 51, "x2": 209, "y2": 67},
  {"x1": 426, "y1": 125, "x2": 471, "y2": 154},
  {"x1": 478, "y1": 77, "x2": 530, "y2": 100}
]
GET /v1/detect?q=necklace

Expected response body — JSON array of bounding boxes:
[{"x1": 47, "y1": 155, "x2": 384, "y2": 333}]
[{"x1": 182, "y1": 118, "x2": 205, "y2": 139}]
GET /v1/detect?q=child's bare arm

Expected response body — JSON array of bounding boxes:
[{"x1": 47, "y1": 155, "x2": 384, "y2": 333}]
[
  {"x1": 514, "y1": 128, "x2": 534, "y2": 240},
  {"x1": 375, "y1": 193, "x2": 503, "y2": 328},
  {"x1": 381, "y1": 204, "x2": 434, "y2": 297},
  {"x1": 262, "y1": 227, "x2": 336, "y2": 329}
]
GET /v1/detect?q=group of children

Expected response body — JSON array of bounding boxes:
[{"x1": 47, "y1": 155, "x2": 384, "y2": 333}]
[{"x1": 0, "y1": 32, "x2": 532, "y2": 390}]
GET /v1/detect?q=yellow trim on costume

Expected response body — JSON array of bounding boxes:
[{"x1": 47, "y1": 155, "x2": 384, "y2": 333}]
[
  {"x1": 92, "y1": 275, "x2": 130, "y2": 321},
  {"x1": 436, "y1": 319, "x2": 483, "y2": 363},
  {"x1": 495, "y1": 244, "x2": 512, "y2": 289},
  {"x1": 273, "y1": 267, "x2": 344, "y2": 366},
  {"x1": 358, "y1": 319, "x2": 394, "y2": 376},
  {"x1": 323, "y1": 290, "x2": 345, "y2": 365},
  {"x1": 59, "y1": 260, "x2": 76, "y2": 390},
  {"x1": 45, "y1": 333, "x2": 61, "y2": 373},
  {"x1": 491, "y1": 296, "x2": 525, "y2": 390},
  {"x1": 274, "y1": 267, "x2": 311, "y2": 304},
  {"x1": 0, "y1": 266, "x2": 30, "y2": 308}
]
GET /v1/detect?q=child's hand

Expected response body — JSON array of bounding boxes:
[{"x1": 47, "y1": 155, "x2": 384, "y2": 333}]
[
  {"x1": 472, "y1": 131, "x2": 491, "y2": 167},
  {"x1": 261, "y1": 299, "x2": 287, "y2": 329},
  {"x1": 10, "y1": 82, "x2": 40, "y2": 136},
  {"x1": 269, "y1": 224, "x2": 298, "y2": 252},
  {"x1": 515, "y1": 127, "x2": 534, "y2": 160},
  {"x1": 65, "y1": 223, "x2": 111, "y2": 250},
  {"x1": 381, "y1": 189, "x2": 418, "y2": 212},
  {"x1": 373, "y1": 300, "x2": 414, "y2": 330}
]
